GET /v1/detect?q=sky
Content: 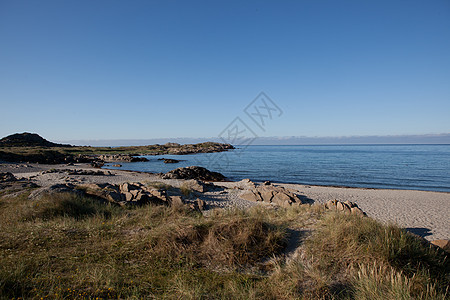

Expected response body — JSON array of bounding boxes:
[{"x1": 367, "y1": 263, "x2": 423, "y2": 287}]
[{"x1": 1, "y1": 0, "x2": 449, "y2": 142}]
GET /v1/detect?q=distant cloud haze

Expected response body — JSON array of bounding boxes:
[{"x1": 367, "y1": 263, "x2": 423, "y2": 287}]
[{"x1": 59, "y1": 133, "x2": 450, "y2": 147}]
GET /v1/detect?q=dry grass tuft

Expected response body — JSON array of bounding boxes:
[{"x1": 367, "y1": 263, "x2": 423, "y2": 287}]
[{"x1": 0, "y1": 191, "x2": 448, "y2": 299}]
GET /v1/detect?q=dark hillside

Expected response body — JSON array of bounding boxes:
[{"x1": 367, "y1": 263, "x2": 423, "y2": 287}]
[{"x1": 0, "y1": 133, "x2": 71, "y2": 147}]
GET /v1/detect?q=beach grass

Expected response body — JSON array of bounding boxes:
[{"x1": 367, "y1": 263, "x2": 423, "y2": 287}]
[{"x1": 0, "y1": 190, "x2": 448, "y2": 299}]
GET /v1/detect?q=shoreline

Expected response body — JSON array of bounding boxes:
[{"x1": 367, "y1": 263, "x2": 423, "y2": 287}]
[{"x1": 1, "y1": 161, "x2": 449, "y2": 241}]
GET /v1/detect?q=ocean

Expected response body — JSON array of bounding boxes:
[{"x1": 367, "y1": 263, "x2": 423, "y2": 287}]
[{"x1": 104, "y1": 145, "x2": 450, "y2": 192}]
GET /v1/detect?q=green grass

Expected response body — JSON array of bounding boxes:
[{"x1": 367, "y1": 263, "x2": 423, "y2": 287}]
[{"x1": 0, "y1": 190, "x2": 448, "y2": 299}]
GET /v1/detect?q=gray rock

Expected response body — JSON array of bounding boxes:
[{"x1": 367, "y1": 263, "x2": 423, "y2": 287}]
[{"x1": 162, "y1": 166, "x2": 225, "y2": 181}]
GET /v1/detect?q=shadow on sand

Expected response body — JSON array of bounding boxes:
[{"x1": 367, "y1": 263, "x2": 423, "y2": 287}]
[{"x1": 405, "y1": 227, "x2": 432, "y2": 238}]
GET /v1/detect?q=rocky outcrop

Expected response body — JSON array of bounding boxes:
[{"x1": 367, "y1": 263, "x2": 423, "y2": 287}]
[
  {"x1": 239, "y1": 180, "x2": 304, "y2": 207},
  {"x1": 0, "y1": 150, "x2": 94, "y2": 164},
  {"x1": 323, "y1": 199, "x2": 366, "y2": 216},
  {"x1": 41, "y1": 169, "x2": 112, "y2": 176},
  {"x1": 162, "y1": 166, "x2": 225, "y2": 181},
  {"x1": 159, "y1": 142, "x2": 234, "y2": 155},
  {"x1": 182, "y1": 179, "x2": 209, "y2": 193},
  {"x1": 0, "y1": 172, "x2": 17, "y2": 182},
  {"x1": 163, "y1": 159, "x2": 180, "y2": 164},
  {"x1": 98, "y1": 154, "x2": 149, "y2": 162},
  {"x1": 78, "y1": 182, "x2": 182, "y2": 206}
]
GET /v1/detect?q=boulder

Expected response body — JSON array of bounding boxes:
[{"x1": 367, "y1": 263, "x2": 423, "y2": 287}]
[
  {"x1": 350, "y1": 206, "x2": 365, "y2": 217},
  {"x1": 183, "y1": 179, "x2": 206, "y2": 193},
  {"x1": 98, "y1": 154, "x2": 148, "y2": 162},
  {"x1": 0, "y1": 172, "x2": 16, "y2": 182},
  {"x1": 240, "y1": 183, "x2": 303, "y2": 206},
  {"x1": 430, "y1": 239, "x2": 450, "y2": 252},
  {"x1": 241, "y1": 190, "x2": 262, "y2": 202},
  {"x1": 323, "y1": 199, "x2": 366, "y2": 217},
  {"x1": 162, "y1": 166, "x2": 225, "y2": 181},
  {"x1": 197, "y1": 198, "x2": 206, "y2": 211},
  {"x1": 163, "y1": 159, "x2": 180, "y2": 164}
]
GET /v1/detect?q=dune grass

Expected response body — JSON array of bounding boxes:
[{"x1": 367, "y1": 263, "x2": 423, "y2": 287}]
[{"x1": 0, "y1": 190, "x2": 448, "y2": 299}]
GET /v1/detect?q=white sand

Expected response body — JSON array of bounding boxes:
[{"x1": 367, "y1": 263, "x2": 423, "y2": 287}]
[
  {"x1": 2, "y1": 162, "x2": 449, "y2": 241},
  {"x1": 278, "y1": 183, "x2": 450, "y2": 241}
]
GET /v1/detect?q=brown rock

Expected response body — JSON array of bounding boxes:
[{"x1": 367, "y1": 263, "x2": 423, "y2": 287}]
[
  {"x1": 0, "y1": 172, "x2": 16, "y2": 182},
  {"x1": 342, "y1": 203, "x2": 351, "y2": 215},
  {"x1": 106, "y1": 191, "x2": 123, "y2": 203},
  {"x1": 241, "y1": 191, "x2": 262, "y2": 202},
  {"x1": 259, "y1": 190, "x2": 274, "y2": 203},
  {"x1": 431, "y1": 239, "x2": 450, "y2": 252},
  {"x1": 197, "y1": 198, "x2": 206, "y2": 210},
  {"x1": 344, "y1": 200, "x2": 356, "y2": 208},
  {"x1": 184, "y1": 179, "x2": 205, "y2": 193},
  {"x1": 326, "y1": 200, "x2": 337, "y2": 210},
  {"x1": 351, "y1": 207, "x2": 365, "y2": 217},
  {"x1": 272, "y1": 191, "x2": 292, "y2": 204},
  {"x1": 124, "y1": 192, "x2": 133, "y2": 202},
  {"x1": 121, "y1": 183, "x2": 129, "y2": 193},
  {"x1": 170, "y1": 196, "x2": 184, "y2": 207}
]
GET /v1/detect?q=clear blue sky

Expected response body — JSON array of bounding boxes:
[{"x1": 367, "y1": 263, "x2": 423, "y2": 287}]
[{"x1": 1, "y1": 0, "x2": 449, "y2": 141}]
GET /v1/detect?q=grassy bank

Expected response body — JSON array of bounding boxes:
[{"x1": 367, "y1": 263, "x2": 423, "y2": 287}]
[{"x1": 0, "y1": 190, "x2": 448, "y2": 299}]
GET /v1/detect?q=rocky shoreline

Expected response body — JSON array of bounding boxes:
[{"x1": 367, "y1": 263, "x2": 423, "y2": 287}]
[
  {"x1": 1, "y1": 161, "x2": 449, "y2": 248},
  {"x1": 0, "y1": 133, "x2": 234, "y2": 164}
]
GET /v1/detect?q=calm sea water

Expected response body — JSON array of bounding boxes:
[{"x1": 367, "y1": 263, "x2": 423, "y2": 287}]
[{"x1": 104, "y1": 145, "x2": 450, "y2": 192}]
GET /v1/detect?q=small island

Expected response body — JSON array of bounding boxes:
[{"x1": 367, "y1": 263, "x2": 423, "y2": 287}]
[{"x1": 0, "y1": 132, "x2": 234, "y2": 164}]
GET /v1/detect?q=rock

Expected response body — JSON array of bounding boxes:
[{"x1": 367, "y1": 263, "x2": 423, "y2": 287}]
[
  {"x1": 170, "y1": 196, "x2": 184, "y2": 207},
  {"x1": 241, "y1": 190, "x2": 262, "y2": 202},
  {"x1": 240, "y1": 183, "x2": 303, "y2": 206},
  {"x1": 350, "y1": 207, "x2": 366, "y2": 217},
  {"x1": 183, "y1": 179, "x2": 206, "y2": 193},
  {"x1": 259, "y1": 190, "x2": 274, "y2": 203},
  {"x1": 91, "y1": 161, "x2": 104, "y2": 168},
  {"x1": 323, "y1": 199, "x2": 366, "y2": 216},
  {"x1": 342, "y1": 204, "x2": 352, "y2": 215},
  {"x1": 325, "y1": 200, "x2": 337, "y2": 210},
  {"x1": 344, "y1": 200, "x2": 356, "y2": 208},
  {"x1": 162, "y1": 166, "x2": 225, "y2": 181},
  {"x1": 163, "y1": 159, "x2": 180, "y2": 164},
  {"x1": 120, "y1": 183, "x2": 129, "y2": 193},
  {"x1": 271, "y1": 191, "x2": 292, "y2": 205},
  {"x1": 263, "y1": 181, "x2": 271, "y2": 185},
  {"x1": 0, "y1": 172, "x2": 16, "y2": 182},
  {"x1": 112, "y1": 164, "x2": 122, "y2": 167},
  {"x1": 197, "y1": 198, "x2": 206, "y2": 210},
  {"x1": 98, "y1": 154, "x2": 149, "y2": 162},
  {"x1": 430, "y1": 239, "x2": 450, "y2": 252},
  {"x1": 106, "y1": 191, "x2": 124, "y2": 203},
  {"x1": 124, "y1": 192, "x2": 133, "y2": 201}
]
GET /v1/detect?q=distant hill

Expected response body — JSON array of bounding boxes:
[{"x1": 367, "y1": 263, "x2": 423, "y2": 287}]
[{"x1": 0, "y1": 133, "x2": 71, "y2": 147}]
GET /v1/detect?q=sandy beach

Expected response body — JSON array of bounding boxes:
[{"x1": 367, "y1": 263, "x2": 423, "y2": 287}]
[{"x1": 1, "y1": 162, "x2": 449, "y2": 241}]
